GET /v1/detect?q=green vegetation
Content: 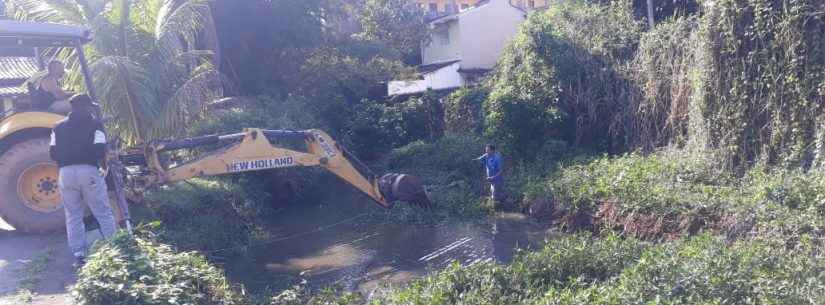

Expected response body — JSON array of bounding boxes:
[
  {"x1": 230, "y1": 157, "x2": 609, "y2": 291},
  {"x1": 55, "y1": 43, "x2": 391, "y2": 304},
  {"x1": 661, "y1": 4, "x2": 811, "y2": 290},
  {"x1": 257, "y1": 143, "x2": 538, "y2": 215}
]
[
  {"x1": 25, "y1": 0, "x2": 824, "y2": 303},
  {"x1": 72, "y1": 232, "x2": 242, "y2": 305},
  {"x1": 377, "y1": 233, "x2": 825, "y2": 305},
  {"x1": 485, "y1": 0, "x2": 642, "y2": 154}
]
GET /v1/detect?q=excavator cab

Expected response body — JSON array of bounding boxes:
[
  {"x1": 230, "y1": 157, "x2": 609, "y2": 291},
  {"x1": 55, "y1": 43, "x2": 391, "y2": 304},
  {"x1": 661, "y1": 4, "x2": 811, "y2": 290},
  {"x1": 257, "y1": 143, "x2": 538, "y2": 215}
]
[
  {"x1": 0, "y1": 20, "x2": 100, "y2": 233},
  {"x1": 0, "y1": 20, "x2": 98, "y2": 118}
]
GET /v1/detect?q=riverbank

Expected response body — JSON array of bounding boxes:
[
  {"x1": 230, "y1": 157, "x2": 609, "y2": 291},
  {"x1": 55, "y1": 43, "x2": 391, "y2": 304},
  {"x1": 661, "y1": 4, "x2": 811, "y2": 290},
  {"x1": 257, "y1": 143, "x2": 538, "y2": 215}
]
[{"x1": 69, "y1": 145, "x2": 825, "y2": 304}]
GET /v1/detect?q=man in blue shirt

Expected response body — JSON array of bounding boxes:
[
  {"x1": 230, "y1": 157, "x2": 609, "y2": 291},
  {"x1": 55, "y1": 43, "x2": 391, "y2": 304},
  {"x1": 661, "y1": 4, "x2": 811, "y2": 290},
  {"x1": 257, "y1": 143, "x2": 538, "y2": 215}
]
[{"x1": 477, "y1": 144, "x2": 504, "y2": 203}]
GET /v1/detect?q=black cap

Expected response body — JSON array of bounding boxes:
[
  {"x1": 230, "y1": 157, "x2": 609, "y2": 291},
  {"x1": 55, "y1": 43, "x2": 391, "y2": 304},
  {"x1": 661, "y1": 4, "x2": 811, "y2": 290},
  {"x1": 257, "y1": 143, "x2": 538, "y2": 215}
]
[{"x1": 69, "y1": 94, "x2": 93, "y2": 106}]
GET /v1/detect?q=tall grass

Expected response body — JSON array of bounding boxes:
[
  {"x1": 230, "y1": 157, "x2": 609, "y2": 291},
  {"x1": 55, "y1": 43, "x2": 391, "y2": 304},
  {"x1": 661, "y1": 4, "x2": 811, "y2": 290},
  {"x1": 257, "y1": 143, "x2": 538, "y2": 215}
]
[
  {"x1": 376, "y1": 233, "x2": 825, "y2": 305},
  {"x1": 627, "y1": 0, "x2": 825, "y2": 170}
]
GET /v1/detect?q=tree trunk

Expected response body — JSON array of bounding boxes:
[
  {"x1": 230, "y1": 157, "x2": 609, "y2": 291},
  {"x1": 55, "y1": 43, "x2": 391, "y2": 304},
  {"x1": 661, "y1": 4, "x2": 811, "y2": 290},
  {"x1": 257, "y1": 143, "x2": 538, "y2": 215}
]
[
  {"x1": 118, "y1": 0, "x2": 145, "y2": 144},
  {"x1": 646, "y1": 0, "x2": 655, "y2": 28},
  {"x1": 119, "y1": 0, "x2": 130, "y2": 57}
]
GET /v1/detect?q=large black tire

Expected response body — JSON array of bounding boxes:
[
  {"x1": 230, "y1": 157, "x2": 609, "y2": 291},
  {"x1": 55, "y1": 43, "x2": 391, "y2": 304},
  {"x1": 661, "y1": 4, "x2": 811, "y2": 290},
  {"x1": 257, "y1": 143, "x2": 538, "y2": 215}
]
[{"x1": 0, "y1": 137, "x2": 65, "y2": 233}]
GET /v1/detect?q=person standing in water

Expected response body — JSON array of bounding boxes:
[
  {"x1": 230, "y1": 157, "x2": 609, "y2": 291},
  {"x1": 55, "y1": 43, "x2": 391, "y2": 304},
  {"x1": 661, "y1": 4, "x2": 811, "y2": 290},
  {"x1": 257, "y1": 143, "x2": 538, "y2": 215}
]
[{"x1": 476, "y1": 144, "x2": 504, "y2": 204}]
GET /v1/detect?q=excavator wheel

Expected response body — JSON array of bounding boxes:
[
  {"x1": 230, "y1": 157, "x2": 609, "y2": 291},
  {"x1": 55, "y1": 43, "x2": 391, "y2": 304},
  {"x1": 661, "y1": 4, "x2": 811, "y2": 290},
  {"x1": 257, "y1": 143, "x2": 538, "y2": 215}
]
[{"x1": 0, "y1": 137, "x2": 65, "y2": 233}]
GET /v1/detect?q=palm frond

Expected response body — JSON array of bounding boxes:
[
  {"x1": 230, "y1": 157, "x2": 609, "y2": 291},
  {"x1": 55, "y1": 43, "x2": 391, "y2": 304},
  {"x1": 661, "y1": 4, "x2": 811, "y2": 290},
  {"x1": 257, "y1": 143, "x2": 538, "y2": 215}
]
[
  {"x1": 90, "y1": 55, "x2": 161, "y2": 143},
  {"x1": 153, "y1": 0, "x2": 213, "y2": 63},
  {"x1": 150, "y1": 64, "x2": 228, "y2": 138},
  {"x1": 74, "y1": 0, "x2": 111, "y2": 22},
  {"x1": 6, "y1": 0, "x2": 88, "y2": 24}
]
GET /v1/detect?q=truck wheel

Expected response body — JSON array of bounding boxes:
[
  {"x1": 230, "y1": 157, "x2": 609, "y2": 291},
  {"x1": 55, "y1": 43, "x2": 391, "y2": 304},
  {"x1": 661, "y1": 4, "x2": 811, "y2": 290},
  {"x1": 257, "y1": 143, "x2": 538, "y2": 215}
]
[{"x1": 0, "y1": 137, "x2": 65, "y2": 233}]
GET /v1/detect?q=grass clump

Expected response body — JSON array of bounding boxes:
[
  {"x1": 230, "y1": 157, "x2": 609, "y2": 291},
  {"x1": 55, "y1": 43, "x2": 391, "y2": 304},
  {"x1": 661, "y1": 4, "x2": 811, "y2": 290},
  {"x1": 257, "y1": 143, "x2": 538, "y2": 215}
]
[
  {"x1": 380, "y1": 233, "x2": 643, "y2": 305},
  {"x1": 534, "y1": 235, "x2": 825, "y2": 304},
  {"x1": 269, "y1": 282, "x2": 361, "y2": 305},
  {"x1": 72, "y1": 232, "x2": 243, "y2": 305},
  {"x1": 140, "y1": 179, "x2": 265, "y2": 258},
  {"x1": 377, "y1": 234, "x2": 825, "y2": 305}
]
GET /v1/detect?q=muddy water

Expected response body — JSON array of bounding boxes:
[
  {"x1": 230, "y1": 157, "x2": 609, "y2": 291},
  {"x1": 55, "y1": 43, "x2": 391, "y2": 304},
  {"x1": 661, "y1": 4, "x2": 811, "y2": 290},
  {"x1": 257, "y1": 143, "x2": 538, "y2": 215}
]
[{"x1": 224, "y1": 194, "x2": 552, "y2": 295}]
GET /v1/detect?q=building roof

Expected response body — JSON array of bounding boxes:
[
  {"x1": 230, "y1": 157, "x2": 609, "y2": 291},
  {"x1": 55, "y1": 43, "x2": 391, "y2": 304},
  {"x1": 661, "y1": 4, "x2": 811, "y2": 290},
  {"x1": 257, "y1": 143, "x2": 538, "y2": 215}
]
[
  {"x1": 419, "y1": 60, "x2": 461, "y2": 74},
  {"x1": 0, "y1": 85, "x2": 27, "y2": 97},
  {"x1": 0, "y1": 57, "x2": 37, "y2": 97},
  {"x1": 427, "y1": 0, "x2": 526, "y2": 24},
  {"x1": 0, "y1": 57, "x2": 38, "y2": 82}
]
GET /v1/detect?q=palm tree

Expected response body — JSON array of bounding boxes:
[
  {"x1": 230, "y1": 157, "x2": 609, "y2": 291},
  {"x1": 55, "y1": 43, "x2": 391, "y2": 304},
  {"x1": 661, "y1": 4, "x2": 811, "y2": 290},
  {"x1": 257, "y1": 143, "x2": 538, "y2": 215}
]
[{"x1": 6, "y1": 0, "x2": 225, "y2": 144}]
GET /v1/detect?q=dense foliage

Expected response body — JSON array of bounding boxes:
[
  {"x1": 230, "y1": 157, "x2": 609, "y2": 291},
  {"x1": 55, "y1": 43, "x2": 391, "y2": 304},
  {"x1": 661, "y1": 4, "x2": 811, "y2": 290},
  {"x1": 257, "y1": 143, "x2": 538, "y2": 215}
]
[
  {"x1": 38, "y1": 0, "x2": 825, "y2": 303},
  {"x1": 378, "y1": 233, "x2": 825, "y2": 305},
  {"x1": 484, "y1": 1, "x2": 642, "y2": 155},
  {"x1": 73, "y1": 233, "x2": 242, "y2": 305},
  {"x1": 626, "y1": 0, "x2": 825, "y2": 169}
]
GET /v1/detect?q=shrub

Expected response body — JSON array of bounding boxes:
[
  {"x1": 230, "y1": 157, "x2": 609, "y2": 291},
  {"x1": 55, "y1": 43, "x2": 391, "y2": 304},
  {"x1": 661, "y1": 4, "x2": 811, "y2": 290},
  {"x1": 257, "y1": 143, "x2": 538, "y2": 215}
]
[
  {"x1": 520, "y1": 151, "x2": 825, "y2": 239},
  {"x1": 141, "y1": 180, "x2": 260, "y2": 257},
  {"x1": 625, "y1": 0, "x2": 825, "y2": 170},
  {"x1": 379, "y1": 234, "x2": 825, "y2": 305},
  {"x1": 444, "y1": 87, "x2": 488, "y2": 135},
  {"x1": 534, "y1": 235, "x2": 825, "y2": 304},
  {"x1": 377, "y1": 233, "x2": 645, "y2": 305},
  {"x1": 270, "y1": 282, "x2": 361, "y2": 305},
  {"x1": 72, "y1": 233, "x2": 242, "y2": 305},
  {"x1": 626, "y1": 17, "x2": 698, "y2": 150},
  {"x1": 485, "y1": 0, "x2": 642, "y2": 156},
  {"x1": 347, "y1": 92, "x2": 444, "y2": 160}
]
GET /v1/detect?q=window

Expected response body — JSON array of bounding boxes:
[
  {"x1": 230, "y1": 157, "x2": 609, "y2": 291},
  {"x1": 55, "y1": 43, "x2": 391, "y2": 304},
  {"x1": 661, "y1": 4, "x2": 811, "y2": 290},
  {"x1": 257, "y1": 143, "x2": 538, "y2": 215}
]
[
  {"x1": 428, "y1": 3, "x2": 438, "y2": 13},
  {"x1": 445, "y1": 3, "x2": 457, "y2": 13},
  {"x1": 435, "y1": 25, "x2": 450, "y2": 45},
  {"x1": 528, "y1": 0, "x2": 535, "y2": 8}
]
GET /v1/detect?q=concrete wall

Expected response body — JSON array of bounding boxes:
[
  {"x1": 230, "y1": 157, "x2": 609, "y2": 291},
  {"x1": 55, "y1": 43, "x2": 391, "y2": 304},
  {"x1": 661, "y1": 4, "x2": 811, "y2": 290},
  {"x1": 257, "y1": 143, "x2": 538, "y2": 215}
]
[
  {"x1": 457, "y1": 0, "x2": 525, "y2": 69},
  {"x1": 388, "y1": 62, "x2": 464, "y2": 95},
  {"x1": 421, "y1": 20, "x2": 462, "y2": 65}
]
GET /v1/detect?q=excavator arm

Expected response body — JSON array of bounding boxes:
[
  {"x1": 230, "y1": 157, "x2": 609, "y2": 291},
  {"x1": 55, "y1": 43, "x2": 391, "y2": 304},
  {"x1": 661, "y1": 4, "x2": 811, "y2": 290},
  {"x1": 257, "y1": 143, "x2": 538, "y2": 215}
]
[{"x1": 120, "y1": 128, "x2": 431, "y2": 209}]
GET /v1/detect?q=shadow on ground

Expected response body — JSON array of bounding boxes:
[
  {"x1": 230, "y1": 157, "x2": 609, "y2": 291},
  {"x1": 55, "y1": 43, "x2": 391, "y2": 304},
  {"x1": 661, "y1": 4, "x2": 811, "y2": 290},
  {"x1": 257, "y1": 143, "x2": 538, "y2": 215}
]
[{"x1": 0, "y1": 217, "x2": 96, "y2": 305}]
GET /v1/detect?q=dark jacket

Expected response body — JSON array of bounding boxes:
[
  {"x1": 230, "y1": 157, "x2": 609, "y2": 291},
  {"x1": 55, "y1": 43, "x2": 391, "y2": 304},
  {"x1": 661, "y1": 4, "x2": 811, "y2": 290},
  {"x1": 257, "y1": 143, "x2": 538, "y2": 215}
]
[{"x1": 49, "y1": 112, "x2": 107, "y2": 168}]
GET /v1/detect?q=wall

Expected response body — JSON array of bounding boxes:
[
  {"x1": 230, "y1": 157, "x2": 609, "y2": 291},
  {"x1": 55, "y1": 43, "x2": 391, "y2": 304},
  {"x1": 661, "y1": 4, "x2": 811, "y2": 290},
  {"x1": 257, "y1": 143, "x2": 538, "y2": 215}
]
[
  {"x1": 458, "y1": 0, "x2": 525, "y2": 69},
  {"x1": 421, "y1": 20, "x2": 462, "y2": 65},
  {"x1": 388, "y1": 62, "x2": 464, "y2": 95}
]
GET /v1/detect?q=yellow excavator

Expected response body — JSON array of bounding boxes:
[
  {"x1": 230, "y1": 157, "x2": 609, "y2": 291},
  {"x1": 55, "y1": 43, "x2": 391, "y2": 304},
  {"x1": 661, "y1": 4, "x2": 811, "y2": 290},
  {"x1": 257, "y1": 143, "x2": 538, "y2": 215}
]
[{"x1": 0, "y1": 20, "x2": 431, "y2": 233}]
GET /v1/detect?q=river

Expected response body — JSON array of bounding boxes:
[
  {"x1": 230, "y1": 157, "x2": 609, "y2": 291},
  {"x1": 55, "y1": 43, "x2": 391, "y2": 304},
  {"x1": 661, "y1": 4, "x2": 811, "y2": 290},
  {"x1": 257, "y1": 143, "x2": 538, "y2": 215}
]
[{"x1": 223, "y1": 192, "x2": 553, "y2": 297}]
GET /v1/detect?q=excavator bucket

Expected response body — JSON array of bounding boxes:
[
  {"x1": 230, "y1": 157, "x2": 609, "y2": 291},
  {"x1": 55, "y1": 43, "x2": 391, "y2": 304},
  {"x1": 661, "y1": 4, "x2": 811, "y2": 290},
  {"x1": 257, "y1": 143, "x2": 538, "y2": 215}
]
[{"x1": 379, "y1": 173, "x2": 433, "y2": 209}]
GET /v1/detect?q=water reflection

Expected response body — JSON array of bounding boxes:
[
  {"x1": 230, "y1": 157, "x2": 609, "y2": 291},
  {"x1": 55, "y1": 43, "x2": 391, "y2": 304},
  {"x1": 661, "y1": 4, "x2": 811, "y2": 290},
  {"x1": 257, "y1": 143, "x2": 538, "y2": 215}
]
[{"x1": 224, "y1": 197, "x2": 547, "y2": 294}]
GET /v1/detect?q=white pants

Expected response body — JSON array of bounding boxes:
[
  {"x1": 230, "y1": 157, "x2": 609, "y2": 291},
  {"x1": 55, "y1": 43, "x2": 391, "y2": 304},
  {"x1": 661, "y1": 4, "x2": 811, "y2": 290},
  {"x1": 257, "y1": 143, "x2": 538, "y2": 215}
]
[{"x1": 59, "y1": 165, "x2": 116, "y2": 257}]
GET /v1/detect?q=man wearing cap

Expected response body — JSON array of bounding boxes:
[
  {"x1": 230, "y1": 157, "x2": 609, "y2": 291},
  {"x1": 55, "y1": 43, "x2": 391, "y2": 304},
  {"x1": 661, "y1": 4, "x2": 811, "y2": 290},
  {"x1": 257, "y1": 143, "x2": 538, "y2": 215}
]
[{"x1": 49, "y1": 94, "x2": 116, "y2": 268}]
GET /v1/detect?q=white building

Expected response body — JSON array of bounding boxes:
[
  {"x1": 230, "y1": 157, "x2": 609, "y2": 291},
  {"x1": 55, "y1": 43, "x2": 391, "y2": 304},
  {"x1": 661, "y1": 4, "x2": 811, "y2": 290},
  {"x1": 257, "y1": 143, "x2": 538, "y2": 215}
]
[{"x1": 389, "y1": 0, "x2": 527, "y2": 96}]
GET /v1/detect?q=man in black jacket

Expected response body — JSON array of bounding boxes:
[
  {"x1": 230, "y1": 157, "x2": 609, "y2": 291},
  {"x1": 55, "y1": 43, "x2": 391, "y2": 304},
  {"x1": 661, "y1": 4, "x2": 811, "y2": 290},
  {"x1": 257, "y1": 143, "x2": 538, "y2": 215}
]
[{"x1": 50, "y1": 94, "x2": 116, "y2": 268}]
